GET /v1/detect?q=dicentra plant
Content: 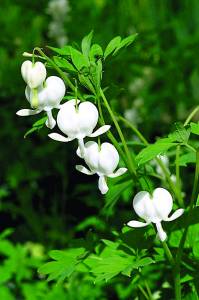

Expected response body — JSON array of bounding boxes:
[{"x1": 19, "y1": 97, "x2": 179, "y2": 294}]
[{"x1": 18, "y1": 32, "x2": 199, "y2": 299}]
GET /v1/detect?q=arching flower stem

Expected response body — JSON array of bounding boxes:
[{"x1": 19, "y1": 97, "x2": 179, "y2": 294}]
[
  {"x1": 97, "y1": 96, "x2": 128, "y2": 172},
  {"x1": 183, "y1": 105, "x2": 199, "y2": 126},
  {"x1": 34, "y1": 47, "x2": 77, "y2": 94},
  {"x1": 99, "y1": 88, "x2": 137, "y2": 178}
]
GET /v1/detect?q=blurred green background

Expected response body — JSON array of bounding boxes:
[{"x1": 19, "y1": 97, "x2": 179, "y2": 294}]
[{"x1": 0, "y1": 0, "x2": 199, "y2": 299}]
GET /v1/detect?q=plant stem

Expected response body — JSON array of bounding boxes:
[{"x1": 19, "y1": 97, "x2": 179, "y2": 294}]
[
  {"x1": 174, "y1": 149, "x2": 199, "y2": 300},
  {"x1": 138, "y1": 285, "x2": 150, "y2": 300},
  {"x1": 184, "y1": 105, "x2": 199, "y2": 126},
  {"x1": 119, "y1": 116, "x2": 148, "y2": 145},
  {"x1": 100, "y1": 89, "x2": 137, "y2": 177},
  {"x1": 174, "y1": 268, "x2": 181, "y2": 300},
  {"x1": 162, "y1": 241, "x2": 175, "y2": 265},
  {"x1": 34, "y1": 47, "x2": 76, "y2": 93},
  {"x1": 144, "y1": 280, "x2": 154, "y2": 300},
  {"x1": 97, "y1": 97, "x2": 128, "y2": 167},
  {"x1": 119, "y1": 116, "x2": 184, "y2": 206},
  {"x1": 184, "y1": 143, "x2": 196, "y2": 153},
  {"x1": 176, "y1": 145, "x2": 181, "y2": 192},
  {"x1": 176, "y1": 149, "x2": 199, "y2": 263}
]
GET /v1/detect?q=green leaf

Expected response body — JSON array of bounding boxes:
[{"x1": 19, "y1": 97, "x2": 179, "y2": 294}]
[
  {"x1": 81, "y1": 30, "x2": 93, "y2": 57},
  {"x1": 90, "y1": 60, "x2": 102, "y2": 92},
  {"x1": 48, "y1": 45, "x2": 72, "y2": 56},
  {"x1": 86, "y1": 241, "x2": 153, "y2": 283},
  {"x1": 38, "y1": 247, "x2": 86, "y2": 283},
  {"x1": 136, "y1": 139, "x2": 176, "y2": 165},
  {"x1": 24, "y1": 117, "x2": 47, "y2": 138},
  {"x1": 113, "y1": 33, "x2": 138, "y2": 55},
  {"x1": 70, "y1": 48, "x2": 89, "y2": 71},
  {"x1": 169, "y1": 122, "x2": 190, "y2": 143},
  {"x1": 190, "y1": 122, "x2": 199, "y2": 135},
  {"x1": 179, "y1": 152, "x2": 196, "y2": 166},
  {"x1": 104, "y1": 179, "x2": 132, "y2": 213},
  {"x1": 78, "y1": 74, "x2": 95, "y2": 93},
  {"x1": 104, "y1": 36, "x2": 121, "y2": 59},
  {"x1": 53, "y1": 56, "x2": 77, "y2": 73},
  {"x1": 89, "y1": 44, "x2": 103, "y2": 61}
]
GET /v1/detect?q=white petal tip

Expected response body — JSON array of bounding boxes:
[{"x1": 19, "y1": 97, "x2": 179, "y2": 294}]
[
  {"x1": 127, "y1": 220, "x2": 149, "y2": 228},
  {"x1": 48, "y1": 133, "x2": 70, "y2": 142}
]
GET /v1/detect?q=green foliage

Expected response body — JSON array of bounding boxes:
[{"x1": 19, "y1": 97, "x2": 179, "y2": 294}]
[
  {"x1": 1, "y1": 0, "x2": 199, "y2": 299},
  {"x1": 39, "y1": 248, "x2": 87, "y2": 282}
]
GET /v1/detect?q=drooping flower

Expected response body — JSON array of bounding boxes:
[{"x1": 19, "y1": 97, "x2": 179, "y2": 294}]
[
  {"x1": 76, "y1": 141, "x2": 127, "y2": 194},
  {"x1": 21, "y1": 60, "x2": 47, "y2": 89},
  {"x1": 48, "y1": 100, "x2": 110, "y2": 155},
  {"x1": 127, "y1": 187, "x2": 184, "y2": 241},
  {"x1": 16, "y1": 76, "x2": 66, "y2": 129}
]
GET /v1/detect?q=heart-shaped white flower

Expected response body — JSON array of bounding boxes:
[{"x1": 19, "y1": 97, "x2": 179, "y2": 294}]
[
  {"x1": 16, "y1": 76, "x2": 66, "y2": 129},
  {"x1": 21, "y1": 60, "x2": 47, "y2": 89},
  {"x1": 127, "y1": 187, "x2": 184, "y2": 241},
  {"x1": 48, "y1": 100, "x2": 110, "y2": 155},
  {"x1": 76, "y1": 141, "x2": 127, "y2": 194}
]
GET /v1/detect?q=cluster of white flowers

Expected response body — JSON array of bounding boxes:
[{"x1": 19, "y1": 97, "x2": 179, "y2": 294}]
[
  {"x1": 17, "y1": 59, "x2": 184, "y2": 241},
  {"x1": 17, "y1": 60, "x2": 66, "y2": 129},
  {"x1": 17, "y1": 60, "x2": 127, "y2": 194},
  {"x1": 46, "y1": 0, "x2": 70, "y2": 46}
]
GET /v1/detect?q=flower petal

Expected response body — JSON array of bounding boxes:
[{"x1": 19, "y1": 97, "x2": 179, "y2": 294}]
[
  {"x1": 75, "y1": 165, "x2": 94, "y2": 175},
  {"x1": 108, "y1": 167, "x2": 127, "y2": 178},
  {"x1": 155, "y1": 222, "x2": 167, "y2": 241},
  {"x1": 127, "y1": 220, "x2": 149, "y2": 228},
  {"x1": 164, "y1": 208, "x2": 184, "y2": 222},
  {"x1": 45, "y1": 110, "x2": 56, "y2": 129},
  {"x1": 16, "y1": 109, "x2": 41, "y2": 116},
  {"x1": 78, "y1": 138, "x2": 85, "y2": 157},
  {"x1": 88, "y1": 125, "x2": 111, "y2": 137},
  {"x1": 48, "y1": 133, "x2": 73, "y2": 142},
  {"x1": 98, "y1": 176, "x2": 108, "y2": 194},
  {"x1": 153, "y1": 188, "x2": 173, "y2": 220}
]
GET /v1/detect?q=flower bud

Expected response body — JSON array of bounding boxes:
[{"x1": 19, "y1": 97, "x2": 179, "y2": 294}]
[{"x1": 21, "y1": 60, "x2": 46, "y2": 88}]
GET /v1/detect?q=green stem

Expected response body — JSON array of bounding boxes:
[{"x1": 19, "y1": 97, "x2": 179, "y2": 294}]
[
  {"x1": 162, "y1": 241, "x2": 181, "y2": 300},
  {"x1": 176, "y1": 145, "x2": 181, "y2": 192},
  {"x1": 97, "y1": 97, "x2": 128, "y2": 170},
  {"x1": 174, "y1": 268, "x2": 181, "y2": 300},
  {"x1": 174, "y1": 149, "x2": 199, "y2": 299},
  {"x1": 34, "y1": 47, "x2": 76, "y2": 93},
  {"x1": 100, "y1": 89, "x2": 137, "y2": 177},
  {"x1": 156, "y1": 157, "x2": 184, "y2": 207},
  {"x1": 184, "y1": 105, "x2": 199, "y2": 126},
  {"x1": 184, "y1": 143, "x2": 196, "y2": 153},
  {"x1": 119, "y1": 116, "x2": 148, "y2": 145},
  {"x1": 119, "y1": 116, "x2": 184, "y2": 206},
  {"x1": 176, "y1": 149, "x2": 199, "y2": 263},
  {"x1": 138, "y1": 285, "x2": 150, "y2": 300},
  {"x1": 144, "y1": 281, "x2": 154, "y2": 300},
  {"x1": 162, "y1": 241, "x2": 175, "y2": 265}
]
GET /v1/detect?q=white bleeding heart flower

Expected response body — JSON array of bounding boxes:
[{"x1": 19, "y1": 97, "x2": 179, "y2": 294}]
[
  {"x1": 127, "y1": 187, "x2": 184, "y2": 241},
  {"x1": 16, "y1": 76, "x2": 66, "y2": 129},
  {"x1": 76, "y1": 141, "x2": 127, "y2": 194},
  {"x1": 48, "y1": 100, "x2": 110, "y2": 155},
  {"x1": 21, "y1": 60, "x2": 47, "y2": 89}
]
